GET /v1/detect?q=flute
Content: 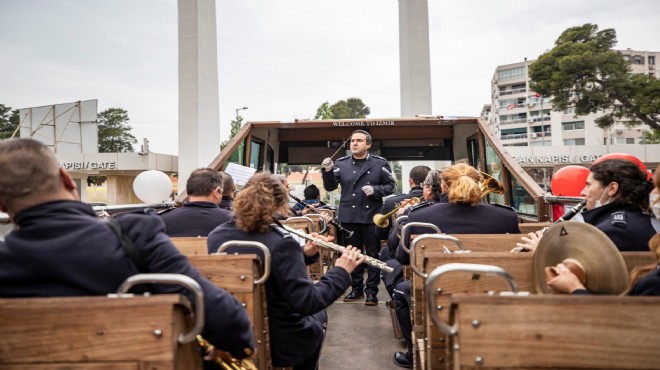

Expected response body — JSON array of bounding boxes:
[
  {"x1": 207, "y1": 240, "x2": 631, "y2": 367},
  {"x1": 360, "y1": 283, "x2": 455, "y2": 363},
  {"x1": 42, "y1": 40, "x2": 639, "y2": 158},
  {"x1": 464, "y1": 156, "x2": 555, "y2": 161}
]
[{"x1": 281, "y1": 224, "x2": 394, "y2": 273}]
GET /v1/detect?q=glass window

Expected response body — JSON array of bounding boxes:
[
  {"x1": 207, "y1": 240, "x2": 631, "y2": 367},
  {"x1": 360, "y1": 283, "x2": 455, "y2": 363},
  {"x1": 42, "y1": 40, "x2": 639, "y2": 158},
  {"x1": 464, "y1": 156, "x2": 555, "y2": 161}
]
[
  {"x1": 497, "y1": 66, "x2": 526, "y2": 81},
  {"x1": 562, "y1": 121, "x2": 585, "y2": 131},
  {"x1": 484, "y1": 140, "x2": 505, "y2": 205},
  {"x1": 626, "y1": 137, "x2": 635, "y2": 144},
  {"x1": 249, "y1": 140, "x2": 263, "y2": 169},
  {"x1": 563, "y1": 138, "x2": 585, "y2": 146},
  {"x1": 649, "y1": 56, "x2": 656, "y2": 65},
  {"x1": 511, "y1": 176, "x2": 536, "y2": 216}
]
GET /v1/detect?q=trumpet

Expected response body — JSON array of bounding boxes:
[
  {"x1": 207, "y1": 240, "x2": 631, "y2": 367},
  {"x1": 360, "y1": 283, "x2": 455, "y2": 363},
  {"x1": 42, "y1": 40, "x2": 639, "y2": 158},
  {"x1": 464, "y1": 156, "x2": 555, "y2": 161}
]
[
  {"x1": 197, "y1": 335, "x2": 258, "y2": 370},
  {"x1": 373, "y1": 197, "x2": 422, "y2": 228},
  {"x1": 479, "y1": 171, "x2": 504, "y2": 198},
  {"x1": 280, "y1": 224, "x2": 394, "y2": 273}
]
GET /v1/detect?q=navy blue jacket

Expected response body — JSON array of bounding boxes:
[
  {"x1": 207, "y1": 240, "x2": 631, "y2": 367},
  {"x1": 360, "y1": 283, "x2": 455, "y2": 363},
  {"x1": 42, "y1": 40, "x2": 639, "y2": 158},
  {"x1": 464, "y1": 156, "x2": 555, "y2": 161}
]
[
  {"x1": 207, "y1": 221, "x2": 351, "y2": 367},
  {"x1": 322, "y1": 154, "x2": 396, "y2": 224},
  {"x1": 629, "y1": 265, "x2": 660, "y2": 296},
  {"x1": 160, "y1": 201, "x2": 232, "y2": 237},
  {"x1": 392, "y1": 201, "x2": 520, "y2": 265},
  {"x1": 376, "y1": 186, "x2": 424, "y2": 241},
  {"x1": 581, "y1": 203, "x2": 656, "y2": 252},
  {"x1": 0, "y1": 200, "x2": 254, "y2": 359}
]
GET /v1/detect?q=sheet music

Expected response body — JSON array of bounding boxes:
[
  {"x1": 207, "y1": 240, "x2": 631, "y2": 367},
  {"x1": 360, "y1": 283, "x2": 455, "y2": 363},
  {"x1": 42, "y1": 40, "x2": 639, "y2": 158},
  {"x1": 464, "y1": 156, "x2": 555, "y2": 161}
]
[{"x1": 224, "y1": 162, "x2": 257, "y2": 186}]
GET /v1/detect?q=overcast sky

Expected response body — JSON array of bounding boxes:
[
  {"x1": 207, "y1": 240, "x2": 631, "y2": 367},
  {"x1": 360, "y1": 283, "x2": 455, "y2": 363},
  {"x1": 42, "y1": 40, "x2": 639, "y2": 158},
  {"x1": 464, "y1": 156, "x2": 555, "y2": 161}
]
[{"x1": 1, "y1": 0, "x2": 659, "y2": 155}]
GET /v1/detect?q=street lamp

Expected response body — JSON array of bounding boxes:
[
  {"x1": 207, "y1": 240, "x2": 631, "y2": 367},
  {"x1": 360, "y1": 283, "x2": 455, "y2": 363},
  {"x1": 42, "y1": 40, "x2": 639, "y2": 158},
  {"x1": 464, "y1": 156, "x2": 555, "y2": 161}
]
[{"x1": 235, "y1": 106, "x2": 248, "y2": 121}]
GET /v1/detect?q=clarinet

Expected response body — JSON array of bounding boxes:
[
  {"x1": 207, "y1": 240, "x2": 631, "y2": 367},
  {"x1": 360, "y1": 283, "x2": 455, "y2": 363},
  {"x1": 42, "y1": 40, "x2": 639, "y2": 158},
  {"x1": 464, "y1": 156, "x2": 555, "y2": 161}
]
[
  {"x1": 280, "y1": 224, "x2": 393, "y2": 273},
  {"x1": 555, "y1": 200, "x2": 587, "y2": 223},
  {"x1": 289, "y1": 193, "x2": 354, "y2": 238}
]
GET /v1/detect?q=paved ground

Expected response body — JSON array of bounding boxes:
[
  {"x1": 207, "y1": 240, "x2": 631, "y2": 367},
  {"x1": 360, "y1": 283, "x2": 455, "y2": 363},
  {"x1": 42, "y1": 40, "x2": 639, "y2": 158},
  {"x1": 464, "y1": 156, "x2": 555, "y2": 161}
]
[{"x1": 320, "y1": 283, "x2": 407, "y2": 369}]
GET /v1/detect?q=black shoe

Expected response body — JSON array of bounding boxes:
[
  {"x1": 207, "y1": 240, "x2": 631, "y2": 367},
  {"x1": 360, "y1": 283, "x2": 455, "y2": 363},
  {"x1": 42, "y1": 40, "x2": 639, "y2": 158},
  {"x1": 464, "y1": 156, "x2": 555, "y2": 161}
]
[
  {"x1": 364, "y1": 294, "x2": 378, "y2": 306},
  {"x1": 343, "y1": 290, "x2": 364, "y2": 302},
  {"x1": 393, "y1": 352, "x2": 412, "y2": 368}
]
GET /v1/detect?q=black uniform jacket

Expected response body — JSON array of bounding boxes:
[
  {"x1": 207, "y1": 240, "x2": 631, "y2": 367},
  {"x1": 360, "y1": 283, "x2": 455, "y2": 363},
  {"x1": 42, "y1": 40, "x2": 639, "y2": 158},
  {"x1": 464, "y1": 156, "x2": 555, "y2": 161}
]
[
  {"x1": 0, "y1": 200, "x2": 254, "y2": 359},
  {"x1": 207, "y1": 221, "x2": 351, "y2": 367},
  {"x1": 322, "y1": 154, "x2": 396, "y2": 224},
  {"x1": 376, "y1": 186, "x2": 424, "y2": 241},
  {"x1": 391, "y1": 201, "x2": 520, "y2": 265},
  {"x1": 160, "y1": 201, "x2": 232, "y2": 237},
  {"x1": 219, "y1": 197, "x2": 233, "y2": 210},
  {"x1": 580, "y1": 203, "x2": 656, "y2": 252},
  {"x1": 629, "y1": 265, "x2": 660, "y2": 296}
]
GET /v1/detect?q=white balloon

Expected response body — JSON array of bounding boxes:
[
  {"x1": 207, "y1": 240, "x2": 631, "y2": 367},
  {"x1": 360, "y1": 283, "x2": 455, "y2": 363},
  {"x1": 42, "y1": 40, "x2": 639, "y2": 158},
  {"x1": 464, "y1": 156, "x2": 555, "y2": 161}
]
[{"x1": 133, "y1": 170, "x2": 173, "y2": 204}]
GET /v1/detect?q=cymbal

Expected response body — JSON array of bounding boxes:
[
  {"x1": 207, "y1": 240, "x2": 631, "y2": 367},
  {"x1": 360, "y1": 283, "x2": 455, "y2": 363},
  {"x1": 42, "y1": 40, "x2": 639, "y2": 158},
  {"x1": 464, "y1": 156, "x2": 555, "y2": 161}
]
[{"x1": 533, "y1": 222, "x2": 630, "y2": 295}]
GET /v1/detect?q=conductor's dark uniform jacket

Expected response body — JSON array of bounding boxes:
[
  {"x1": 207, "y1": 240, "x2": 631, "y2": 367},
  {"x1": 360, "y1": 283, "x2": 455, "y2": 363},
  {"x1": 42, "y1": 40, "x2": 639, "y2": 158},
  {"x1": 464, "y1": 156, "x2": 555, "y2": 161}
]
[
  {"x1": 0, "y1": 200, "x2": 254, "y2": 360},
  {"x1": 207, "y1": 221, "x2": 351, "y2": 368},
  {"x1": 321, "y1": 154, "x2": 396, "y2": 223}
]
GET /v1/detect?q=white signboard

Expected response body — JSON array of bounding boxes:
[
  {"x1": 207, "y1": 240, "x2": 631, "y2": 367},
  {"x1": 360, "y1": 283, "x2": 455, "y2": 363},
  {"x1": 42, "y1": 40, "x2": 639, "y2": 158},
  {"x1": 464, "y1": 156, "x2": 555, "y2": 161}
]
[{"x1": 19, "y1": 99, "x2": 98, "y2": 154}]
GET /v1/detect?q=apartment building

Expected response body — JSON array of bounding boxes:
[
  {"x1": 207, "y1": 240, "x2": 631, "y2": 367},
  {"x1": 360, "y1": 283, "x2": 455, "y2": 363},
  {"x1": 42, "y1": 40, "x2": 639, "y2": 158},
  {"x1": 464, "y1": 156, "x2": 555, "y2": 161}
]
[{"x1": 486, "y1": 49, "x2": 660, "y2": 189}]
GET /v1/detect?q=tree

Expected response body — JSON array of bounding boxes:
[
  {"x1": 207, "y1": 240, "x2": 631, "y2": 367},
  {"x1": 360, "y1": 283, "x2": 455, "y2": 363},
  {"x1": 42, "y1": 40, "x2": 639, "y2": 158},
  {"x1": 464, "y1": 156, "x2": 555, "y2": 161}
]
[
  {"x1": 0, "y1": 104, "x2": 20, "y2": 139},
  {"x1": 314, "y1": 97, "x2": 370, "y2": 119},
  {"x1": 529, "y1": 23, "x2": 660, "y2": 130},
  {"x1": 314, "y1": 101, "x2": 333, "y2": 119},
  {"x1": 221, "y1": 115, "x2": 244, "y2": 150},
  {"x1": 97, "y1": 108, "x2": 137, "y2": 152},
  {"x1": 644, "y1": 129, "x2": 660, "y2": 144}
]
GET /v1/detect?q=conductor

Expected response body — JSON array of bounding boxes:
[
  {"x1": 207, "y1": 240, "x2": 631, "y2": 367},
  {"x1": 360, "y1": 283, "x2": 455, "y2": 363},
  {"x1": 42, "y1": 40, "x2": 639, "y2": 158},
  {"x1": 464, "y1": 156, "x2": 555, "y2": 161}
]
[{"x1": 321, "y1": 129, "x2": 396, "y2": 305}]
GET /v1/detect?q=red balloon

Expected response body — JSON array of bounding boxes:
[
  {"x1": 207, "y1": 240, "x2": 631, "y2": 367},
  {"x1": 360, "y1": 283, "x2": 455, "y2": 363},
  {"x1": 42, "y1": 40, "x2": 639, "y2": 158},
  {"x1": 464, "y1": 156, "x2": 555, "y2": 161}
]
[
  {"x1": 551, "y1": 165, "x2": 590, "y2": 196},
  {"x1": 593, "y1": 153, "x2": 651, "y2": 180}
]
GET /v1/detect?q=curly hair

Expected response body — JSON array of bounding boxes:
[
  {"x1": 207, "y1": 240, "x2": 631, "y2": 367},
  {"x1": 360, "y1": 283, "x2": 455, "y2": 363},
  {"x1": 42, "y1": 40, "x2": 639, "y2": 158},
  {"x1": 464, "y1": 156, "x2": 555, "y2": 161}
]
[
  {"x1": 441, "y1": 163, "x2": 483, "y2": 206},
  {"x1": 590, "y1": 159, "x2": 653, "y2": 210},
  {"x1": 422, "y1": 170, "x2": 443, "y2": 201},
  {"x1": 233, "y1": 172, "x2": 289, "y2": 233},
  {"x1": 630, "y1": 164, "x2": 660, "y2": 287}
]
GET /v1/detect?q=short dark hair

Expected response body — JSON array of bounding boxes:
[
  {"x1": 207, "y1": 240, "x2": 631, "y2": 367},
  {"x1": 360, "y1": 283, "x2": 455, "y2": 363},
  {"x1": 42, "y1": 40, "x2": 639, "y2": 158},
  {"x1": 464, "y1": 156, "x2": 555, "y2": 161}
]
[
  {"x1": 219, "y1": 171, "x2": 235, "y2": 199},
  {"x1": 186, "y1": 168, "x2": 223, "y2": 197},
  {"x1": 303, "y1": 184, "x2": 320, "y2": 200},
  {"x1": 410, "y1": 166, "x2": 431, "y2": 186},
  {"x1": 0, "y1": 138, "x2": 61, "y2": 210},
  {"x1": 352, "y1": 130, "x2": 372, "y2": 145}
]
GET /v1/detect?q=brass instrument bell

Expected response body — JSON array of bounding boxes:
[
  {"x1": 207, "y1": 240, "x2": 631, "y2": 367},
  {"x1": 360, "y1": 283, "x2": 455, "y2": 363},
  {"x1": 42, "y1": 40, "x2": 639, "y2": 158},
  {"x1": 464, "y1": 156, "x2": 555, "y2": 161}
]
[{"x1": 373, "y1": 197, "x2": 421, "y2": 228}]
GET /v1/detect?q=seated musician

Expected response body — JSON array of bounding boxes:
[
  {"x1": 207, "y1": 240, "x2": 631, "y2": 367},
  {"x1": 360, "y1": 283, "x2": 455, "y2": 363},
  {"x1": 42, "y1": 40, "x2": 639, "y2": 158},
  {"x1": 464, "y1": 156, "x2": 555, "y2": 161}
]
[
  {"x1": 293, "y1": 184, "x2": 322, "y2": 216},
  {"x1": 378, "y1": 167, "x2": 433, "y2": 301},
  {"x1": 0, "y1": 138, "x2": 255, "y2": 362},
  {"x1": 207, "y1": 172, "x2": 365, "y2": 370},
  {"x1": 515, "y1": 158, "x2": 657, "y2": 253},
  {"x1": 160, "y1": 168, "x2": 232, "y2": 237},
  {"x1": 546, "y1": 164, "x2": 660, "y2": 296},
  {"x1": 390, "y1": 164, "x2": 519, "y2": 369},
  {"x1": 218, "y1": 171, "x2": 236, "y2": 210}
]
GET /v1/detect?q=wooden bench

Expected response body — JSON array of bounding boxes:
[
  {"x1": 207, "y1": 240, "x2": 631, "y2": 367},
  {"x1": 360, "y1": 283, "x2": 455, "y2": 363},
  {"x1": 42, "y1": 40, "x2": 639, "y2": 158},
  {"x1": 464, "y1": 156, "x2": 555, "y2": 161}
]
[
  {"x1": 171, "y1": 239, "x2": 273, "y2": 370},
  {"x1": 170, "y1": 237, "x2": 208, "y2": 255},
  {"x1": 0, "y1": 294, "x2": 201, "y2": 370},
  {"x1": 425, "y1": 285, "x2": 660, "y2": 369},
  {"x1": 407, "y1": 234, "x2": 655, "y2": 370}
]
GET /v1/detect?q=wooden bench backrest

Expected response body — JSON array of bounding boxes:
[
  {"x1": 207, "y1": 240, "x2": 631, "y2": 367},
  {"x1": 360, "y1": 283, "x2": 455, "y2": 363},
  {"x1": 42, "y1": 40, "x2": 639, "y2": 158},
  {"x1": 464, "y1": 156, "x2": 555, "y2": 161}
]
[
  {"x1": 171, "y1": 237, "x2": 208, "y2": 255},
  {"x1": 0, "y1": 295, "x2": 200, "y2": 370},
  {"x1": 518, "y1": 222, "x2": 551, "y2": 234},
  {"x1": 186, "y1": 254, "x2": 271, "y2": 370},
  {"x1": 447, "y1": 294, "x2": 660, "y2": 369},
  {"x1": 418, "y1": 250, "x2": 655, "y2": 370}
]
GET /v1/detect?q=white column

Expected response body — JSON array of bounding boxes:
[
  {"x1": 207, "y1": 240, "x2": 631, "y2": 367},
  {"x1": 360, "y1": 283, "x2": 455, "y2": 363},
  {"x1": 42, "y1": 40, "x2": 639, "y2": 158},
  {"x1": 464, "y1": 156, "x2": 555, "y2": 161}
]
[
  {"x1": 178, "y1": 0, "x2": 220, "y2": 191},
  {"x1": 399, "y1": 0, "x2": 432, "y2": 117}
]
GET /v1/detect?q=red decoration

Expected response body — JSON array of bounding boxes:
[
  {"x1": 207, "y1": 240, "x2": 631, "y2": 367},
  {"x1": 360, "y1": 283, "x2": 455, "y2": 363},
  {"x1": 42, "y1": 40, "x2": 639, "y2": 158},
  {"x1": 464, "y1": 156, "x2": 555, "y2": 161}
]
[
  {"x1": 551, "y1": 165, "x2": 590, "y2": 196},
  {"x1": 593, "y1": 153, "x2": 651, "y2": 180}
]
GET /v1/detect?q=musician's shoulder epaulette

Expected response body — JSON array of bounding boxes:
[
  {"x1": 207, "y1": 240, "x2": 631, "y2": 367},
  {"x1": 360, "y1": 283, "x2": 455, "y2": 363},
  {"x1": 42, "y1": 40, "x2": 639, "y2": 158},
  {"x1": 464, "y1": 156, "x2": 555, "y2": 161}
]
[
  {"x1": 409, "y1": 201, "x2": 432, "y2": 212},
  {"x1": 371, "y1": 154, "x2": 387, "y2": 161},
  {"x1": 336, "y1": 156, "x2": 349, "y2": 162},
  {"x1": 493, "y1": 203, "x2": 516, "y2": 212},
  {"x1": 270, "y1": 223, "x2": 293, "y2": 239}
]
